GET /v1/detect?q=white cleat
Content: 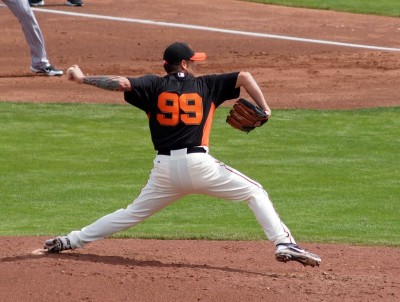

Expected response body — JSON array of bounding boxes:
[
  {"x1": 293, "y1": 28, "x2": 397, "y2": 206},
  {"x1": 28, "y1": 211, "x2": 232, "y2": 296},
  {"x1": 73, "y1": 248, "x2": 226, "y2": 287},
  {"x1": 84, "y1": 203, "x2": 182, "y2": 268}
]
[{"x1": 275, "y1": 243, "x2": 321, "y2": 267}]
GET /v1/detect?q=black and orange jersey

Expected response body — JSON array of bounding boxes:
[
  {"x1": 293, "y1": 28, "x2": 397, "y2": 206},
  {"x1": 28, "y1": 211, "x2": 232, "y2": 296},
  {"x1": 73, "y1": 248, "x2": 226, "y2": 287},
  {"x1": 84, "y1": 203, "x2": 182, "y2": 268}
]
[{"x1": 124, "y1": 71, "x2": 240, "y2": 150}]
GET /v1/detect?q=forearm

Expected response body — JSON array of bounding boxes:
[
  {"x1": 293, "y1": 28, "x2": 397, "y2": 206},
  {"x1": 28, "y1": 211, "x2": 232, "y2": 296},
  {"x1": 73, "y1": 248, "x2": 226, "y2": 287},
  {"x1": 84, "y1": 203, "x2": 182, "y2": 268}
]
[
  {"x1": 82, "y1": 76, "x2": 131, "y2": 92},
  {"x1": 67, "y1": 65, "x2": 131, "y2": 92},
  {"x1": 236, "y1": 71, "x2": 271, "y2": 115}
]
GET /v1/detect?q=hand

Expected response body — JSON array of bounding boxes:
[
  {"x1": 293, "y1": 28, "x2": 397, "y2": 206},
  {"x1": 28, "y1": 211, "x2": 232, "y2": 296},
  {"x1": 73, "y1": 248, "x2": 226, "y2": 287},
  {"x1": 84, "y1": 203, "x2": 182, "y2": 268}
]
[{"x1": 67, "y1": 65, "x2": 84, "y2": 84}]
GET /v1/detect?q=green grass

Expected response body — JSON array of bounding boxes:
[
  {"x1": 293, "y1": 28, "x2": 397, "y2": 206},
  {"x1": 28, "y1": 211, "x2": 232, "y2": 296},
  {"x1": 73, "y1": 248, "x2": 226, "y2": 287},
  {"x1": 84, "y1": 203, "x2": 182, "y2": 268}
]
[
  {"x1": 0, "y1": 102, "x2": 399, "y2": 246},
  {"x1": 248, "y1": 0, "x2": 400, "y2": 17}
]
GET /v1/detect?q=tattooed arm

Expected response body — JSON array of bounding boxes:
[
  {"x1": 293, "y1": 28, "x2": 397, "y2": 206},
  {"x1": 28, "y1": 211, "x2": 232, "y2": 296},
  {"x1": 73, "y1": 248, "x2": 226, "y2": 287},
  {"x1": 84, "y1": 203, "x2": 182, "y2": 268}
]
[{"x1": 67, "y1": 65, "x2": 131, "y2": 92}]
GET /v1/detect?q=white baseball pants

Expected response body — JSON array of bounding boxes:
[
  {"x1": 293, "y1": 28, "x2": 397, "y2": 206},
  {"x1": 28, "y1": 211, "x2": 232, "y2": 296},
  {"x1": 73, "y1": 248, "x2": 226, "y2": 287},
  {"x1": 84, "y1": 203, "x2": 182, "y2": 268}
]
[{"x1": 68, "y1": 148, "x2": 296, "y2": 248}]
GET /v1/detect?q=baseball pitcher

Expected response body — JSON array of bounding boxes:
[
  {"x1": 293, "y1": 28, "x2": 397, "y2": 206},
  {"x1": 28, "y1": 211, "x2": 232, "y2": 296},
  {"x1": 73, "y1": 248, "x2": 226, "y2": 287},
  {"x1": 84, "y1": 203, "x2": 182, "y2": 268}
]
[{"x1": 44, "y1": 42, "x2": 321, "y2": 267}]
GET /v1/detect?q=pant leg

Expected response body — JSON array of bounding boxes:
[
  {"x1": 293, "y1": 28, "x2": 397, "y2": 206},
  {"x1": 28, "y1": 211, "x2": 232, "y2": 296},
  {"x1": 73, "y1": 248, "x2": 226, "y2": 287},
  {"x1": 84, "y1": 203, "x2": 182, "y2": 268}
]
[
  {"x1": 3, "y1": 0, "x2": 49, "y2": 68},
  {"x1": 68, "y1": 157, "x2": 185, "y2": 248},
  {"x1": 186, "y1": 153, "x2": 296, "y2": 245}
]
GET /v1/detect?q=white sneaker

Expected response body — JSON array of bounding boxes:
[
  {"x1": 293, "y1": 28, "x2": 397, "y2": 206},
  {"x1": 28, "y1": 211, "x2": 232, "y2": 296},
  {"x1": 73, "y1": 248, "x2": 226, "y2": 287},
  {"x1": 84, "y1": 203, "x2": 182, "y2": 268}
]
[{"x1": 30, "y1": 65, "x2": 63, "y2": 76}]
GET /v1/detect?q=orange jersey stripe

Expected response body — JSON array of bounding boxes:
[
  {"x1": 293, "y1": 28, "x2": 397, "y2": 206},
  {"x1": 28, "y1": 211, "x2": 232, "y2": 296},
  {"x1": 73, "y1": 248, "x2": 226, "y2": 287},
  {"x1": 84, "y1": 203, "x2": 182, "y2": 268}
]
[{"x1": 201, "y1": 102, "x2": 216, "y2": 146}]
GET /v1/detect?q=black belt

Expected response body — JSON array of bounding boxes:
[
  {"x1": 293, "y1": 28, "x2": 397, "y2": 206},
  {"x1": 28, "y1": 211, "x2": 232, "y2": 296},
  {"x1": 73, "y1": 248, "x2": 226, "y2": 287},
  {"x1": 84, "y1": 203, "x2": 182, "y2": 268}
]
[{"x1": 157, "y1": 147, "x2": 206, "y2": 156}]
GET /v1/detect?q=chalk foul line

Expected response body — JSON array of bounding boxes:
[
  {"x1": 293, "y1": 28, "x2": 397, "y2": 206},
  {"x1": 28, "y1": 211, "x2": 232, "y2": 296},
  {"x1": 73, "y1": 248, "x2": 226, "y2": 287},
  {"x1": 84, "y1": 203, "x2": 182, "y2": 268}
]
[{"x1": 29, "y1": 7, "x2": 400, "y2": 52}]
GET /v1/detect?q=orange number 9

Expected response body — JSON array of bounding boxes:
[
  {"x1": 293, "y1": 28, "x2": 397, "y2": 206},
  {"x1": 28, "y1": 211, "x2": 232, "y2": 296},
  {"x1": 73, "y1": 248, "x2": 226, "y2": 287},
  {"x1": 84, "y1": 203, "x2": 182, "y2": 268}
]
[{"x1": 157, "y1": 92, "x2": 203, "y2": 126}]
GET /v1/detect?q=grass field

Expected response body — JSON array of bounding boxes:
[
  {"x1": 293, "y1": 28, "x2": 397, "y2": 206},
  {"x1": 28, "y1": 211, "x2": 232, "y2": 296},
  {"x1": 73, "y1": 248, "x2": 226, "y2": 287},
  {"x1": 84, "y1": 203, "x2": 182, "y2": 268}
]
[
  {"x1": 0, "y1": 102, "x2": 399, "y2": 246},
  {"x1": 251, "y1": 0, "x2": 400, "y2": 17},
  {"x1": 1, "y1": 0, "x2": 399, "y2": 248}
]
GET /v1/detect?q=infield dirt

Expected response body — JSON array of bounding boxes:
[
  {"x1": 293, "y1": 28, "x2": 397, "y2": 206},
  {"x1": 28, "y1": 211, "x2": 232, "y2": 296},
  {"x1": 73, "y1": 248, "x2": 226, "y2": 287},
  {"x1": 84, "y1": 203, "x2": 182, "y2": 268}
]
[{"x1": 1, "y1": 1, "x2": 399, "y2": 301}]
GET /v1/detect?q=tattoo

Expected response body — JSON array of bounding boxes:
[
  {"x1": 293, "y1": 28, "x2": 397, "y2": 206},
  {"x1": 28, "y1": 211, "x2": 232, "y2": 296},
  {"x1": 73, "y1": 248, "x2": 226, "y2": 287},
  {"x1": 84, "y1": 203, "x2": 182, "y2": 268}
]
[{"x1": 83, "y1": 76, "x2": 121, "y2": 91}]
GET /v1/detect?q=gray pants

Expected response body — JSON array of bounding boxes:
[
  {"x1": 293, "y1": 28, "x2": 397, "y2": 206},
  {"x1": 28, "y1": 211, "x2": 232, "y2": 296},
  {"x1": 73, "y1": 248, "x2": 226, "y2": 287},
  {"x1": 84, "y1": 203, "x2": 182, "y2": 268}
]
[{"x1": 2, "y1": 0, "x2": 50, "y2": 69}]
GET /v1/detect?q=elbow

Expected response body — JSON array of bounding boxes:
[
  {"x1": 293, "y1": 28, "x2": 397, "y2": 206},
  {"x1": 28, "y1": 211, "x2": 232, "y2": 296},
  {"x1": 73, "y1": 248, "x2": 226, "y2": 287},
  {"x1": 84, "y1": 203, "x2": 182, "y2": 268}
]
[
  {"x1": 239, "y1": 71, "x2": 252, "y2": 81},
  {"x1": 237, "y1": 71, "x2": 253, "y2": 88},
  {"x1": 118, "y1": 78, "x2": 132, "y2": 91}
]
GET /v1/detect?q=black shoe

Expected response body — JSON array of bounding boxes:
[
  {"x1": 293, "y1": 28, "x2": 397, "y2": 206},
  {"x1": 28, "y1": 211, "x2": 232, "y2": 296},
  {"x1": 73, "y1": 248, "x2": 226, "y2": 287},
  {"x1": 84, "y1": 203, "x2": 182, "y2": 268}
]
[
  {"x1": 65, "y1": 0, "x2": 84, "y2": 6},
  {"x1": 29, "y1": 0, "x2": 45, "y2": 6},
  {"x1": 44, "y1": 236, "x2": 72, "y2": 253}
]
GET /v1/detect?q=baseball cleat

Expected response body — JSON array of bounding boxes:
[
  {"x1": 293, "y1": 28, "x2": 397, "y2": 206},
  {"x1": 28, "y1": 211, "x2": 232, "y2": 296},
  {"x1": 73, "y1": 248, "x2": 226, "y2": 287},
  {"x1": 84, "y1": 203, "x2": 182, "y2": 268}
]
[
  {"x1": 275, "y1": 243, "x2": 321, "y2": 267},
  {"x1": 44, "y1": 236, "x2": 72, "y2": 253},
  {"x1": 29, "y1": 0, "x2": 45, "y2": 6},
  {"x1": 30, "y1": 65, "x2": 64, "y2": 76},
  {"x1": 65, "y1": 0, "x2": 84, "y2": 6}
]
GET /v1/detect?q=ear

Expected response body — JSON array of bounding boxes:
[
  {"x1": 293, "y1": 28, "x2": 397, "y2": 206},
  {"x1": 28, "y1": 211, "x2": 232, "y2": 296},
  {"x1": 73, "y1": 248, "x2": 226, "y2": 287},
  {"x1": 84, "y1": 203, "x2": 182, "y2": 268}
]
[{"x1": 181, "y1": 60, "x2": 190, "y2": 71}]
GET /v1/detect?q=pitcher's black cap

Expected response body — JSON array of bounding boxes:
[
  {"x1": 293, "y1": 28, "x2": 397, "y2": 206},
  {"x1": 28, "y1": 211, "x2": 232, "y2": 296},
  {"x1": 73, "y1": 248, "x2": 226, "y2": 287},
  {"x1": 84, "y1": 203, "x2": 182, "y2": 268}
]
[{"x1": 163, "y1": 42, "x2": 206, "y2": 64}]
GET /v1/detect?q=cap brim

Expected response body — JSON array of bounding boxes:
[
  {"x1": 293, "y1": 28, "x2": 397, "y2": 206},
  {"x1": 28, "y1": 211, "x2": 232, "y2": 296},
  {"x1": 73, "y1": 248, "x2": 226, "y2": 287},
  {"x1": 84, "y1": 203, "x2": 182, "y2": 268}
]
[{"x1": 190, "y1": 52, "x2": 206, "y2": 61}]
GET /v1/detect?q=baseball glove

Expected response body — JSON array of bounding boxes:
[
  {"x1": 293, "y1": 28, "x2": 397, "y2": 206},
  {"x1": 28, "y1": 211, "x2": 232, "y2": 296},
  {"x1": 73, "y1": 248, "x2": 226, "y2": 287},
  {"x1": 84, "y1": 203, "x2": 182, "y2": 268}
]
[{"x1": 226, "y1": 98, "x2": 269, "y2": 133}]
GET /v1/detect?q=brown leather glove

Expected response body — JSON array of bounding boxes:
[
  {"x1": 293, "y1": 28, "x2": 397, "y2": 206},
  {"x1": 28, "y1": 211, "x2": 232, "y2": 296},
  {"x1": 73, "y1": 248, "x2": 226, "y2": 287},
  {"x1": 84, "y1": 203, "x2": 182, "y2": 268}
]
[{"x1": 226, "y1": 98, "x2": 269, "y2": 133}]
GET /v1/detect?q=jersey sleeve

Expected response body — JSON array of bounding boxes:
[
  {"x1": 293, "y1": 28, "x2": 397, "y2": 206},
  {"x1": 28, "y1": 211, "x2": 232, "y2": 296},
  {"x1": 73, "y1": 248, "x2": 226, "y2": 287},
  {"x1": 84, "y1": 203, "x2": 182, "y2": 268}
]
[
  {"x1": 124, "y1": 75, "x2": 161, "y2": 113},
  {"x1": 203, "y1": 72, "x2": 240, "y2": 107}
]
